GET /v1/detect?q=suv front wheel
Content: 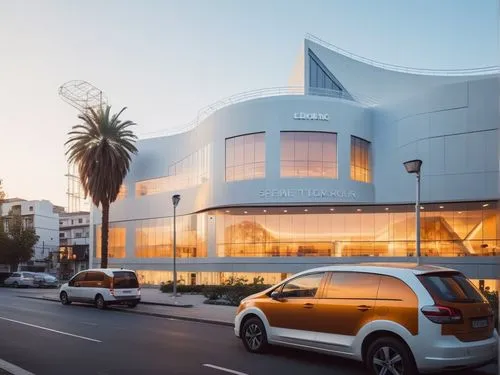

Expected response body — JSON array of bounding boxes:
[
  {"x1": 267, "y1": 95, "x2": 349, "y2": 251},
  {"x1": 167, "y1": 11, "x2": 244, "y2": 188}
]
[
  {"x1": 241, "y1": 317, "x2": 268, "y2": 354},
  {"x1": 366, "y1": 337, "x2": 417, "y2": 375}
]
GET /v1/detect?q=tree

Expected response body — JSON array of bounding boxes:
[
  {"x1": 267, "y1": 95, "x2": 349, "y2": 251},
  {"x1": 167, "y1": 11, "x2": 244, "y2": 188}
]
[
  {"x1": 0, "y1": 209, "x2": 39, "y2": 271},
  {"x1": 65, "y1": 105, "x2": 138, "y2": 268},
  {"x1": 0, "y1": 179, "x2": 5, "y2": 202}
]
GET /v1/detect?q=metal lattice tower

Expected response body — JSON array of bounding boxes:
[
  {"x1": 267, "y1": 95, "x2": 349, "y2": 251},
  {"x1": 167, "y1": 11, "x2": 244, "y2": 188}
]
[{"x1": 59, "y1": 80, "x2": 108, "y2": 212}]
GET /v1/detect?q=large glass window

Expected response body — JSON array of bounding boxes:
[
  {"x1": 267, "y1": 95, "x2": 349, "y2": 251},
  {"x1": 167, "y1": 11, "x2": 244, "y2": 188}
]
[
  {"x1": 226, "y1": 133, "x2": 265, "y2": 182},
  {"x1": 309, "y1": 50, "x2": 342, "y2": 96},
  {"x1": 136, "y1": 144, "x2": 211, "y2": 197},
  {"x1": 280, "y1": 132, "x2": 337, "y2": 178},
  {"x1": 95, "y1": 223, "x2": 126, "y2": 258},
  {"x1": 135, "y1": 214, "x2": 207, "y2": 258},
  {"x1": 351, "y1": 136, "x2": 371, "y2": 183},
  {"x1": 215, "y1": 202, "x2": 498, "y2": 258}
]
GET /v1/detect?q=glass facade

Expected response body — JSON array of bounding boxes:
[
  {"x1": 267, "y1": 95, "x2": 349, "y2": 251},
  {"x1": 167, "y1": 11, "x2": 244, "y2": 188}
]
[
  {"x1": 95, "y1": 223, "x2": 126, "y2": 258},
  {"x1": 116, "y1": 184, "x2": 127, "y2": 200},
  {"x1": 351, "y1": 136, "x2": 371, "y2": 183},
  {"x1": 216, "y1": 203, "x2": 498, "y2": 257},
  {"x1": 280, "y1": 132, "x2": 338, "y2": 178},
  {"x1": 135, "y1": 214, "x2": 207, "y2": 258},
  {"x1": 136, "y1": 270, "x2": 290, "y2": 286},
  {"x1": 309, "y1": 50, "x2": 342, "y2": 93},
  {"x1": 225, "y1": 133, "x2": 265, "y2": 182},
  {"x1": 135, "y1": 144, "x2": 211, "y2": 197}
]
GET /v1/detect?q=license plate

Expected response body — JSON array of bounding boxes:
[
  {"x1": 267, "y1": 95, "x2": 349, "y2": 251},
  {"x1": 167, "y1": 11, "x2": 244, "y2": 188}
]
[
  {"x1": 122, "y1": 290, "x2": 131, "y2": 294},
  {"x1": 472, "y1": 319, "x2": 488, "y2": 329}
]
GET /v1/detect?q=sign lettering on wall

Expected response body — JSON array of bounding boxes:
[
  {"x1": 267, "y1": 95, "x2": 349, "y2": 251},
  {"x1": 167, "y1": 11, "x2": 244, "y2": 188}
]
[
  {"x1": 293, "y1": 112, "x2": 329, "y2": 121},
  {"x1": 258, "y1": 189, "x2": 356, "y2": 200}
]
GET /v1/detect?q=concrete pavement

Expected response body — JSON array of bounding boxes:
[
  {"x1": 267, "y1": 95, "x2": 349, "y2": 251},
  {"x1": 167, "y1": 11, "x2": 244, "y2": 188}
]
[{"x1": 0, "y1": 288, "x2": 497, "y2": 375}]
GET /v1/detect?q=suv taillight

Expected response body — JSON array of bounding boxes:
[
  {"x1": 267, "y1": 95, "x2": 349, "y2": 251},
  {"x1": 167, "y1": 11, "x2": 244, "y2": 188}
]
[{"x1": 421, "y1": 305, "x2": 463, "y2": 324}]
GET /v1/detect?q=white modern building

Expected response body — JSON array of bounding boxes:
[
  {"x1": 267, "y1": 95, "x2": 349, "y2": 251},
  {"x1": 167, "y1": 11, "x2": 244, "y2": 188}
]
[
  {"x1": 91, "y1": 36, "x2": 500, "y2": 289},
  {"x1": 0, "y1": 198, "x2": 59, "y2": 271}
]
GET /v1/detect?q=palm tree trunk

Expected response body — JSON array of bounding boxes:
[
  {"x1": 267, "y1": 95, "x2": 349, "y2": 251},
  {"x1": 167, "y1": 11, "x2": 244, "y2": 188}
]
[{"x1": 100, "y1": 201, "x2": 109, "y2": 269}]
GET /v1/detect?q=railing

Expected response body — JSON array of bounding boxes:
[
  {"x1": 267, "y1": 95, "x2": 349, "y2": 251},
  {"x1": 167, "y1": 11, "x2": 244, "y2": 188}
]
[{"x1": 305, "y1": 33, "x2": 500, "y2": 76}]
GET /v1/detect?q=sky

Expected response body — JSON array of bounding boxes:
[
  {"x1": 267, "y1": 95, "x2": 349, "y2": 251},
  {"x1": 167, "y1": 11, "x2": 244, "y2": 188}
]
[{"x1": 0, "y1": 0, "x2": 498, "y2": 209}]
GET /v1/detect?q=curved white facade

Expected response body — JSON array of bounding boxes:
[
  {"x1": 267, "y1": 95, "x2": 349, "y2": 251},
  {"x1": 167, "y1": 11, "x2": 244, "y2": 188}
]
[{"x1": 91, "y1": 38, "x2": 500, "y2": 286}]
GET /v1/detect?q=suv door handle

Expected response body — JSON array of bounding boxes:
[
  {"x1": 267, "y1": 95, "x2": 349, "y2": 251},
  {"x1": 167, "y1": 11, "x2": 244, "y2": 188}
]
[
  {"x1": 357, "y1": 305, "x2": 372, "y2": 312},
  {"x1": 303, "y1": 303, "x2": 314, "y2": 309}
]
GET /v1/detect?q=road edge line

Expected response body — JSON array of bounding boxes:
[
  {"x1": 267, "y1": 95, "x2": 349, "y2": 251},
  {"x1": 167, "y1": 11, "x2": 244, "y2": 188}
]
[
  {"x1": 0, "y1": 358, "x2": 35, "y2": 375},
  {"x1": 16, "y1": 295, "x2": 234, "y2": 327}
]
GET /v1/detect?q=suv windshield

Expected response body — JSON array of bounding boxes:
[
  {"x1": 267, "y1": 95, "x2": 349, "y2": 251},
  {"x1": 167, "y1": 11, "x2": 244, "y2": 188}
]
[
  {"x1": 418, "y1": 272, "x2": 485, "y2": 303},
  {"x1": 113, "y1": 271, "x2": 139, "y2": 289}
]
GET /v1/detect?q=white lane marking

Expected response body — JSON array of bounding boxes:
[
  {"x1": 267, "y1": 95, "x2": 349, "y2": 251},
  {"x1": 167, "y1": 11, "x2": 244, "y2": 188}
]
[
  {"x1": 0, "y1": 316, "x2": 102, "y2": 343},
  {"x1": 202, "y1": 364, "x2": 248, "y2": 375},
  {"x1": 0, "y1": 358, "x2": 35, "y2": 375}
]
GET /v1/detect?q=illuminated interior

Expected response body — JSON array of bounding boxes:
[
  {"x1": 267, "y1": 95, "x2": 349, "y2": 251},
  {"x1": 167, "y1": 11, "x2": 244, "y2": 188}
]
[
  {"x1": 351, "y1": 136, "x2": 371, "y2": 183},
  {"x1": 95, "y1": 225, "x2": 126, "y2": 258},
  {"x1": 225, "y1": 133, "x2": 265, "y2": 182}
]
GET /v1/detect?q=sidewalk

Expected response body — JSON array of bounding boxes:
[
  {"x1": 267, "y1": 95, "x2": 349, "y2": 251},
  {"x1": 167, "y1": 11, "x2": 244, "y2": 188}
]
[{"x1": 21, "y1": 288, "x2": 237, "y2": 327}]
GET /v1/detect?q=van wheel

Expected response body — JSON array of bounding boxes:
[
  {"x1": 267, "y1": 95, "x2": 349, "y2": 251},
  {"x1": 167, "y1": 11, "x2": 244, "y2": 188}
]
[
  {"x1": 95, "y1": 294, "x2": 106, "y2": 310},
  {"x1": 60, "y1": 292, "x2": 71, "y2": 305},
  {"x1": 127, "y1": 302, "x2": 138, "y2": 308},
  {"x1": 12, "y1": 282, "x2": 19, "y2": 288},
  {"x1": 241, "y1": 317, "x2": 268, "y2": 354},
  {"x1": 366, "y1": 337, "x2": 417, "y2": 375}
]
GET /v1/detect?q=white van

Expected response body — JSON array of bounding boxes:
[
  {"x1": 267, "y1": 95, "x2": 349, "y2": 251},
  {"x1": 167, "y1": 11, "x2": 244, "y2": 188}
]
[{"x1": 59, "y1": 268, "x2": 141, "y2": 309}]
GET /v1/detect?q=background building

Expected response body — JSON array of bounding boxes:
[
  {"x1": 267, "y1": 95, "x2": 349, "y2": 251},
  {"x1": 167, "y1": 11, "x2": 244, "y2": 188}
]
[
  {"x1": 90, "y1": 37, "x2": 500, "y2": 290},
  {"x1": 58, "y1": 211, "x2": 90, "y2": 278},
  {"x1": 0, "y1": 198, "x2": 59, "y2": 272}
]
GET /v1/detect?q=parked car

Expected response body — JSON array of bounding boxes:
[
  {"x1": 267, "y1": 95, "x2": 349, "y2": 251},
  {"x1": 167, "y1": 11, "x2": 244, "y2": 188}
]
[
  {"x1": 59, "y1": 268, "x2": 141, "y2": 309},
  {"x1": 4, "y1": 272, "x2": 36, "y2": 288},
  {"x1": 34, "y1": 273, "x2": 59, "y2": 288},
  {"x1": 234, "y1": 263, "x2": 498, "y2": 375},
  {"x1": 0, "y1": 272, "x2": 12, "y2": 286}
]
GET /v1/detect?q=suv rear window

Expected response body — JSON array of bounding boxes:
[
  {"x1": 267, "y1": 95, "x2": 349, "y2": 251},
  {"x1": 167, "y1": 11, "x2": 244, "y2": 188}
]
[
  {"x1": 418, "y1": 272, "x2": 484, "y2": 303},
  {"x1": 113, "y1": 271, "x2": 139, "y2": 289}
]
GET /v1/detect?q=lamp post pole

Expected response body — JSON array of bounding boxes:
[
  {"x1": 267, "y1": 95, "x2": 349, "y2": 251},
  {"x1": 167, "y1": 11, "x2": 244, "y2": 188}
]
[
  {"x1": 172, "y1": 194, "x2": 181, "y2": 297},
  {"x1": 403, "y1": 159, "x2": 423, "y2": 266},
  {"x1": 415, "y1": 171, "x2": 421, "y2": 265}
]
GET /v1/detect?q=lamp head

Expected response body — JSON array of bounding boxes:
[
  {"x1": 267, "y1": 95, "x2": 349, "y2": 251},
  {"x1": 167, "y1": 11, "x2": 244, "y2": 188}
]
[
  {"x1": 172, "y1": 194, "x2": 181, "y2": 207},
  {"x1": 403, "y1": 159, "x2": 422, "y2": 174}
]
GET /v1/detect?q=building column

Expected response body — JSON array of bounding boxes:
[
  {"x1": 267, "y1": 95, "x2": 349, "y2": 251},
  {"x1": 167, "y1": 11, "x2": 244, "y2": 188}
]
[{"x1": 207, "y1": 214, "x2": 216, "y2": 257}]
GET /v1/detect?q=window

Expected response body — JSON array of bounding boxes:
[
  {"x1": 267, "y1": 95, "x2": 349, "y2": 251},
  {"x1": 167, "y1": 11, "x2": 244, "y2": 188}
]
[
  {"x1": 308, "y1": 50, "x2": 346, "y2": 98},
  {"x1": 226, "y1": 133, "x2": 265, "y2": 182},
  {"x1": 75, "y1": 232, "x2": 82, "y2": 238},
  {"x1": 59, "y1": 221, "x2": 63, "y2": 225},
  {"x1": 280, "y1": 132, "x2": 337, "y2": 178},
  {"x1": 59, "y1": 232, "x2": 65, "y2": 238},
  {"x1": 11, "y1": 273, "x2": 20, "y2": 277},
  {"x1": 418, "y1": 272, "x2": 484, "y2": 303},
  {"x1": 29, "y1": 206, "x2": 33, "y2": 211},
  {"x1": 86, "y1": 271, "x2": 104, "y2": 282},
  {"x1": 280, "y1": 273, "x2": 324, "y2": 298},
  {"x1": 78, "y1": 218, "x2": 83, "y2": 224},
  {"x1": 113, "y1": 271, "x2": 139, "y2": 289},
  {"x1": 324, "y1": 272, "x2": 381, "y2": 299},
  {"x1": 351, "y1": 136, "x2": 371, "y2": 183}
]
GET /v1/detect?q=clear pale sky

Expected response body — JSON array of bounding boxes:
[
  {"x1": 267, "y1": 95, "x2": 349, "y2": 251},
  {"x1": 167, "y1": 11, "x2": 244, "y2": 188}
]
[{"x1": 0, "y1": 0, "x2": 498, "y2": 208}]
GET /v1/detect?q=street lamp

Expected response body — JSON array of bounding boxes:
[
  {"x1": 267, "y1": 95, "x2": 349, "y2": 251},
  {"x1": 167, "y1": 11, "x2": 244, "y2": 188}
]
[
  {"x1": 403, "y1": 159, "x2": 423, "y2": 265},
  {"x1": 172, "y1": 194, "x2": 181, "y2": 297}
]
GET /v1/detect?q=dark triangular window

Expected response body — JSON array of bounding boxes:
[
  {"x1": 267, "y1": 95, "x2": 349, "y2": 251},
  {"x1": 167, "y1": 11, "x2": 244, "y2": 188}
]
[{"x1": 308, "y1": 49, "x2": 350, "y2": 99}]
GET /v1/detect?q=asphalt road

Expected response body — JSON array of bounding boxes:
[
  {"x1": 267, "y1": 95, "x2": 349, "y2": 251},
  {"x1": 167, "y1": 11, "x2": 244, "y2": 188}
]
[{"x1": 0, "y1": 288, "x2": 497, "y2": 375}]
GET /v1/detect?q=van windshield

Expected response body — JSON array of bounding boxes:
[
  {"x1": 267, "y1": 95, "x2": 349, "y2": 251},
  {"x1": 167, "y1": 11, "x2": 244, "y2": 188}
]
[
  {"x1": 418, "y1": 272, "x2": 484, "y2": 303},
  {"x1": 113, "y1": 271, "x2": 139, "y2": 289}
]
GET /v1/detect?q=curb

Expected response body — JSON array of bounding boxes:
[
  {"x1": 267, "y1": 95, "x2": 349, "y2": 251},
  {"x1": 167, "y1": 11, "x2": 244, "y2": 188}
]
[
  {"x1": 16, "y1": 295, "x2": 234, "y2": 328},
  {"x1": 0, "y1": 359, "x2": 34, "y2": 375}
]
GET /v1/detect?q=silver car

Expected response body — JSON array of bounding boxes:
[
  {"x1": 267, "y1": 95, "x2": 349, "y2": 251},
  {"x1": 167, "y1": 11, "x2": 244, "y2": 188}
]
[
  {"x1": 4, "y1": 272, "x2": 36, "y2": 288},
  {"x1": 34, "y1": 273, "x2": 59, "y2": 288}
]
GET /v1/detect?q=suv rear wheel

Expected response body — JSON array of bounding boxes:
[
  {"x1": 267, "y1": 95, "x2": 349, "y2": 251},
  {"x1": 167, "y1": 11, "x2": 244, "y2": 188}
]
[
  {"x1": 95, "y1": 294, "x2": 106, "y2": 310},
  {"x1": 366, "y1": 336, "x2": 417, "y2": 375},
  {"x1": 60, "y1": 291, "x2": 71, "y2": 305},
  {"x1": 241, "y1": 317, "x2": 268, "y2": 354}
]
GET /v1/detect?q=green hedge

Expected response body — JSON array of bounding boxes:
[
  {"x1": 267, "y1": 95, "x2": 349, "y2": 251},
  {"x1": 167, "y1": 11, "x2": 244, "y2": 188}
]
[{"x1": 160, "y1": 283, "x2": 271, "y2": 306}]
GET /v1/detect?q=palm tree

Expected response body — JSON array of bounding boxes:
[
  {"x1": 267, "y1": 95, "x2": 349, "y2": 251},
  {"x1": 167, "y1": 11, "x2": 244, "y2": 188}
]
[{"x1": 65, "y1": 105, "x2": 138, "y2": 268}]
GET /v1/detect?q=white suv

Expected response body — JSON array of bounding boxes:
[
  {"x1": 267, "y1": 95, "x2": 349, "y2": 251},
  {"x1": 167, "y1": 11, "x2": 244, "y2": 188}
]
[
  {"x1": 235, "y1": 264, "x2": 498, "y2": 375},
  {"x1": 59, "y1": 268, "x2": 141, "y2": 309}
]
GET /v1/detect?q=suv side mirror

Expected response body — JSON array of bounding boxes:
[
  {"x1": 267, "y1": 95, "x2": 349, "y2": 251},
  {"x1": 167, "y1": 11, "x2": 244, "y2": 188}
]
[{"x1": 271, "y1": 290, "x2": 282, "y2": 301}]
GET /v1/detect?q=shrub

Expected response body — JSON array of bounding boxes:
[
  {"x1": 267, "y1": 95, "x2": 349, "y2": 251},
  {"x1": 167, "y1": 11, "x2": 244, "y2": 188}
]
[{"x1": 160, "y1": 282, "x2": 271, "y2": 306}]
